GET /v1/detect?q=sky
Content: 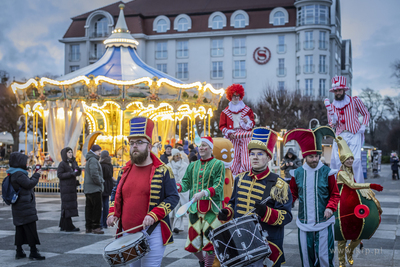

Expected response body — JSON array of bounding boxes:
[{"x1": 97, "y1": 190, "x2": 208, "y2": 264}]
[{"x1": 0, "y1": 0, "x2": 399, "y2": 97}]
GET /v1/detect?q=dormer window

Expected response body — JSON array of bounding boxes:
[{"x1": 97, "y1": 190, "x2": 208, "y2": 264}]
[
  {"x1": 274, "y1": 12, "x2": 285, "y2": 26},
  {"x1": 230, "y1": 10, "x2": 249, "y2": 28},
  {"x1": 157, "y1": 19, "x2": 168, "y2": 33},
  {"x1": 177, "y1": 18, "x2": 188, "y2": 31},
  {"x1": 212, "y1": 16, "x2": 223, "y2": 29},
  {"x1": 94, "y1": 17, "x2": 108, "y2": 37},
  {"x1": 234, "y1": 14, "x2": 245, "y2": 28},
  {"x1": 209, "y1": 12, "x2": 227, "y2": 30},
  {"x1": 269, "y1": 7, "x2": 289, "y2": 26},
  {"x1": 153, "y1": 15, "x2": 171, "y2": 33},
  {"x1": 174, "y1": 14, "x2": 192, "y2": 32}
]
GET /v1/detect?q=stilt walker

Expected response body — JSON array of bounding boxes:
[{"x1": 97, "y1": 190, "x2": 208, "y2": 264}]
[{"x1": 219, "y1": 84, "x2": 255, "y2": 175}]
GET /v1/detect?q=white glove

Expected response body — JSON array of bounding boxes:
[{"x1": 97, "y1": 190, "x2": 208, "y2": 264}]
[
  {"x1": 358, "y1": 125, "x2": 366, "y2": 134},
  {"x1": 324, "y1": 98, "x2": 332, "y2": 111},
  {"x1": 324, "y1": 98, "x2": 337, "y2": 124}
]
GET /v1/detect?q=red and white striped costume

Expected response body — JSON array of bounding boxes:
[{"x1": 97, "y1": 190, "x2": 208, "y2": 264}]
[
  {"x1": 327, "y1": 94, "x2": 370, "y2": 183},
  {"x1": 219, "y1": 101, "x2": 254, "y2": 175}
]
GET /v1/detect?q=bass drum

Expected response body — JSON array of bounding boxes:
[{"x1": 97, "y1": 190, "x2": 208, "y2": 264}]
[
  {"x1": 334, "y1": 184, "x2": 381, "y2": 241},
  {"x1": 208, "y1": 215, "x2": 271, "y2": 267}
]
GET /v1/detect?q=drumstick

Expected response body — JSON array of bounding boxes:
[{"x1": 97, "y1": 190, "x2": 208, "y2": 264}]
[
  {"x1": 113, "y1": 224, "x2": 144, "y2": 237},
  {"x1": 209, "y1": 197, "x2": 222, "y2": 212},
  {"x1": 244, "y1": 196, "x2": 271, "y2": 216}
]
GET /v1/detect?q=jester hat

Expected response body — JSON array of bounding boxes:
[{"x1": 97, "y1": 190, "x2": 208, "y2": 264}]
[
  {"x1": 283, "y1": 126, "x2": 335, "y2": 157},
  {"x1": 248, "y1": 127, "x2": 279, "y2": 158},
  {"x1": 335, "y1": 136, "x2": 353, "y2": 164}
]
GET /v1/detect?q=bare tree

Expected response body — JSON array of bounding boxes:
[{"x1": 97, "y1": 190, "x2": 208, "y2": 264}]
[
  {"x1": 392, "y1": 60, "x2": 400, "y2": 87},
  {"x1": 384, "y1": 95, "x2": 400, "y2": 119}
]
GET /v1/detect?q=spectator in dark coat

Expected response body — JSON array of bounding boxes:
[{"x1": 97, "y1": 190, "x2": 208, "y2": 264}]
[
  {"x1": 188, "y1": 144, "x2": 199, "y2": 162},
  {"x1": 183, "y1": 140, "x2": 190, "y2": 155},
  {"x1": 160, "y1": 145, "x2": 172, "y2": 164},
  {"x1": 6, "y1": 152, "x2": 45, "y2": 260},
  {"x1": 100, "y1": 150, "x2": 114, "y2": 229},
  {"x1": 391, "y1": 153, "x2": 399, "y2": 180},
  {"x1": 57, "y1": 147, "x2": 81, "y2": 232},
  {"x1": 280, "y1": 148, "x2": 302, "y2": 183}
]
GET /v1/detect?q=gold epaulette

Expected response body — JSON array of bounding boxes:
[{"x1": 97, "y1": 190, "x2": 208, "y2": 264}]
[
  {"x1": 270, "y1": 178, "x2": 289, "y2": 204},
  {"x1": 236, "y1": 171, "x2": 248, "y2": 187},
  {"x1": 163, "y1": 165, "x2": 175, "y2": 179}
]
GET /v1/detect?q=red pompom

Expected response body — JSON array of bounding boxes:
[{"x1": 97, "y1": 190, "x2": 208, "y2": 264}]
[
  {"x1": 340, "y1": 110, "x2": 344, "y2": 115},
  {"x1": 224, "y1": 197, "x2": 230, "y2": 204},
  {"x1": 225, "y1": 178, "x2": 230, "y2": 185},
  {"x1": 341, "y1": 119, "x2": 345, "y2": 124},
  {"x1": 225, "y1": 84, "x2": 245, "y2": 101}
]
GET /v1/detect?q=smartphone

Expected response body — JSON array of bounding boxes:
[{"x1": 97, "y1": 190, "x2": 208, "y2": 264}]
[{"x1": 35, "y1": 164, "x2": 41, "y2": 173}]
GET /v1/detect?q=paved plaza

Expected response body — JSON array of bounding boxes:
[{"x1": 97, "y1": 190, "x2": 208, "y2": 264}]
[{"x1": 0, "y1": 164, "x2": 398, "y2": 267}]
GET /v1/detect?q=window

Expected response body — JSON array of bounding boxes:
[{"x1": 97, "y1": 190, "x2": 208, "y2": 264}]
[
  {"x1": 296, "y1": 57, "x2": 300, "y2": 75},
  {"x1": 70, "y1": 45, "x2": 80, "y2": 61},
  {"x1": 296, "y1": 33, "x2": 300, "y2": 51},
  {"x1": 157, "y1": 64, "x2": 167, "y2": 74},
  {"x1": 177, "y1": 41, "x2": 188, "y2": 58},
  {"x1": 234, "y1": 14, "x2": 246, "y2": 28},
  {"x1": 155, "y1": 42, "x2": 167, "y2": 59},
  {"x1": 211, "y1": 39, "x2": 223, "y2": 57},
  {"x1": 211, "y1": 61, "x2": 223, "y2": 79},
  {"x1": 91, "y1": 43, "x2": 104, "y2": 60},
  {"x1": 277, "y1": 35, "x2": 286, "y2": 53},
  {"x1": 94, "y1": 17, "x2": 108, "y2": 37},
  {"x1": 233, "y1": 37, "x2": 246, "y2": 56},
  {"x1": 278, "y1": 81, "x2": 285, "y2": 91},
  {"x1": 297, "y1": 5, "x2": 329, "y2": 26},
  {"x1": 177, "y1": 18, "x2": 189, "y2": 31},
  {"x1": 305, "y1": 79, "x2": 313, "y2": 96},
  {"x1": 274, "y1": 11, "x2": 285, "y2": 26},
  {"x1": 277, "y1": 58, "x2": 286, "y2": 76},
  {"x1": 157, "y1": 19, "x2": 168, "y2": 33},
  {"x1": 212, "y1": 83, "x2": 223, "y2": 89},
  {"x1": 177, "y1": 63, "x2": 188, "y2": 79},
  {"x1": 233, "y1": 60, "x2": 246, "y2": 78},
  {"x1": 70, "y1": 65, "x2": 79, "y2": 72},
  {"x1": 212, "y1": 16, "x2": 223, "y2": 29},
  {"x1": 304, "y1": 31, "x2": 314, "y2": 50},
  {"x1": 319, "y1": 31, "x2": 327, "y2": 49},
  {"x1": 319, "y1": 55, "x2": 327, "y2": 73},
  {"x1": 319, "y1": 79, "x2": 326, "y2": 97},
  {"x1": 304, "y1": 55, "x2": 314, "y2": 73}
]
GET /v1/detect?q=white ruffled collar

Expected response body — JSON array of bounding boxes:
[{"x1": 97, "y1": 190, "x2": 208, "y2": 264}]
[
  {"x1": 333, "y1": 95, "x2": 350, "y2": 109},
  {"x1": 228, "y1": 100, "x2": 246, "y2": 113}
]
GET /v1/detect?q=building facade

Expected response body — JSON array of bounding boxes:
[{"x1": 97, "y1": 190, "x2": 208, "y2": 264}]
[{"x1": 60, "y1": 0, "x2": 352, "y2": 100}]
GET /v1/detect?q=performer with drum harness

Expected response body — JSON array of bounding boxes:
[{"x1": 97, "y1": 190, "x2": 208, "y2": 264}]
[
  {"x1": 217, "y1": 127, "x2": 293, "y2": 267},
  {"x1": 334, "y1": 136, "x2": 383, "y2": 267},
  {"x1": 284, "y1": 126, "x2": 340, "y2": 267},
  {"x1": 105, "y1": 116, "x2": 179, "y2": 267},
  {"x1": 176, "y1": 136, "x2": 225, "y2": 267}
]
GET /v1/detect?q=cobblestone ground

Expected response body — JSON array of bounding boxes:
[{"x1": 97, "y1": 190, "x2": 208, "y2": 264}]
[{"x1": 0, "y1": 164, "x2": 396, "y2": 267}]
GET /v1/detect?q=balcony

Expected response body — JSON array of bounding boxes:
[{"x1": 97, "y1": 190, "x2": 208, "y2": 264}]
[
  {"x1": 176, "y1": 71, "x2": 189, "y2": 80},
  {"x1": 176, "y1": 49, "x2": 189, "y2": 59},
  {"x1": 233, "y1": 47, "x2": 246, "y2": 56},
  {"x1": 211, "y1": 48, "x2": 224, "y2": 57},
  {"x1": 276, "y1": 67, "x2": 287, "y2": 77},
  {"x1": 303, "y1": 40, "x2": 315, "y2": 50},
  {"x1": 233, "y1": 69, "x2": 246, "y2": 78},
  {"x1": 155, "y1": 51, "x2": 168, "y2": 60},
  {"x1": 303, "y1": 64, "x2": 315, "y2": 74},
  {"x1": 296, "y1": 66, "x2": 301, "y2": 75},
  {"x1": 69, "y1": 53, "x2": 80, "y2": 62},
  {"x1": 211, "y1": 70, "x2": 224, "y2": 79},
  {"x1": 319, "y1": 41, "x2": 328, "y2": 50},
  {"x1": 318, "y1": 64, "x2": 328, "y2": 74},
  {"x1": 90, "y1": 32, "x2": 109, "y2": 38},
  {"x1": 277, "y1": 44, "x2": 287, "y2": 54}
]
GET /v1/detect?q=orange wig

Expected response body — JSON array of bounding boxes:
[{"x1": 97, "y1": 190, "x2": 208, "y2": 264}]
[{"x1": 225, "y1": 84, "x2": 245, "y2": 101}]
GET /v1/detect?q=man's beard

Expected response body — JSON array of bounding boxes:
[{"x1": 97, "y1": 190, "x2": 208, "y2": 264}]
[
  {"x1": 335, "y1": 93, "x2": 345, "y2": 101},
  {"x1": 130, "y1": 146, "x2": 149, "y2": 164}
]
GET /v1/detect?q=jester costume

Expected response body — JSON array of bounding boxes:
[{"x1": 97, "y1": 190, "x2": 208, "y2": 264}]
[
  {"x1": 286, "y1": 126, "x2": 340, "y2": 267},
  {"x1": 177, "y1": 138, "x2": 225, "y2": 254},
  {"x1": 221, "y1": 128, "x2": 293, "y2": 267},
  {"x1": 334, "y1": 136, "x2": 383, "y2": 267}
]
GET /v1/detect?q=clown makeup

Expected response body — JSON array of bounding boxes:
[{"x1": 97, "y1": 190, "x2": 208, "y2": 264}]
[
  {"x1": 343, "y1": 156, "x2": 354, "y2": 168},
  {"x1": 199, "y1": 142, "x2": 212, "y2": 160}
]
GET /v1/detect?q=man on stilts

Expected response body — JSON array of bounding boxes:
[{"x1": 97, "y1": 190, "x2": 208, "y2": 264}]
[
  {"x1": 324, "y1": 76, "x2": 370, "y2": 183},
  {"x1": 219, "y1": 84, "x2": 255, "y2": 175}
]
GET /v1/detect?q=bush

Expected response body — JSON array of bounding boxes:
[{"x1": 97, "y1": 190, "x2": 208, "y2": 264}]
[{"x1": 382, "y1": 155, "x2": 390, "y2": 164}]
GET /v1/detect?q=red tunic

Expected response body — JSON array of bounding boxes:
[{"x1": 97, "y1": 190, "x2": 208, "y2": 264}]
[{"x1": 120, "y1": 164, "x2": 153, "y2": 234}]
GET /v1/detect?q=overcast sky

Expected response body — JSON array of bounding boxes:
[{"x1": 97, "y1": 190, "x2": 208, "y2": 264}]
[{"x1": 0, "y1": 0, "x2": 399, "y2": 96}]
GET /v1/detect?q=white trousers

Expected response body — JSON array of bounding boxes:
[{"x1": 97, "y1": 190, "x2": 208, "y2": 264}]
[
  {"x1": 170, "y1": 191, "x2": 190, "y2": 231},
  {"x1": 331, "y1": 131, "x2": 364, "y2": 183},
  {"x1": 123, "y1": 224, "x2": 166, "y2": 267}
]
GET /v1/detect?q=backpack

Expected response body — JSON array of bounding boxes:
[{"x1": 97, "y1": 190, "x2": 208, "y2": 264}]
[{"x1": 2, "y1": 174, "x2": 20, "y2": 205}]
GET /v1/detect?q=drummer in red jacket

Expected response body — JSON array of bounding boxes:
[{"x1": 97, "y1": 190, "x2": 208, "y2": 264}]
[
  {"x1": 107, "y1": 116, "x2": 179, "y2": 267},
  {"x1": 218, "y1": 127, "x2": 293, "y2": 267}
]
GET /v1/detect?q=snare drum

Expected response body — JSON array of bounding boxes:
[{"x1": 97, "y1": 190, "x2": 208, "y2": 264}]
[
  {"x1": 103, "y1": 232, "x2": 150, "y2": 266},
  {"x1": 209, "y1": 215, "x2": 271, "y2": 267}
]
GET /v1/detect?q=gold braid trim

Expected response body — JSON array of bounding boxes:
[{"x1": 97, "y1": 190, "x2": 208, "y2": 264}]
[
  {"x1": 236, "y1": 172, "x2": 248, "y2": 187},
  {"x1": 272, "y1": 210, "x2": 287, "y2": 226},
  {"x1": 270, "y1": 178, "x2": 289, "y2": 204},
  {"x1": 158, "y1": 202, "x2": 172, "y2": 214}
]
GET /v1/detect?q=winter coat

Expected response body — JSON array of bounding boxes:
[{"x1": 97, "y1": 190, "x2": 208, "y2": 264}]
[
  {"x1": 57, "y1": 147, "x2": 81, "y2": 218},
  {"x1": 391, "y1": 156, "x2": 399, "y2": 171},
  {"x1": 167, "y1": 159, "x2": 188, "y2": 183},
  {"x1": 8, "y1": 153, "x2": 40, "y2": 226},
  {"x1": 160, "y1": 152, "x2": 171, "y2": 164},
  {"x1": 100, "y1": 156, "x2": 114, "y2": 197},
  {"x1": 84, "y1": 151, "x2": 104, "y2": 194},
  {"x1": 188, "y1": 148, "x2": 199, "y2": 162},
  {"x1": 280, "y1": 148, "x2": 302, "y2": 178}
]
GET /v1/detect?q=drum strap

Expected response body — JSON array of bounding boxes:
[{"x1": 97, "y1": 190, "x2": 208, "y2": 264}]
[
  {"x1": 146, "y1": 221, "x2": 160, "y2": 236},
  {"x1": 261, "y1": 175, "x2": 278, "y2": 208}
]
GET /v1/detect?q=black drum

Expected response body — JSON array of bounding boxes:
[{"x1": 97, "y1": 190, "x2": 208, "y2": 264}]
[{"x1": 209, "y1": 215, "x2": 271, "y2": 267}]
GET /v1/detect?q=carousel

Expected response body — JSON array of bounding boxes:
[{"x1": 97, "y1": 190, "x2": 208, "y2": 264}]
[{"x1": 10, "y1": 4, "x2": 225, "y2": 169}]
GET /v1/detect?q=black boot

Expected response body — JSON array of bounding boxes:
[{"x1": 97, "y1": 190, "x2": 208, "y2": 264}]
[
  {"x1": 15, "y1": 249, "x2": 26, "y2": 259},
  {"x1": 199, "y1": 261, "x2": 205, "y2": 267},
  {"x1": 29, "y1": 247, "x2": 45, "y2": 260}
]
